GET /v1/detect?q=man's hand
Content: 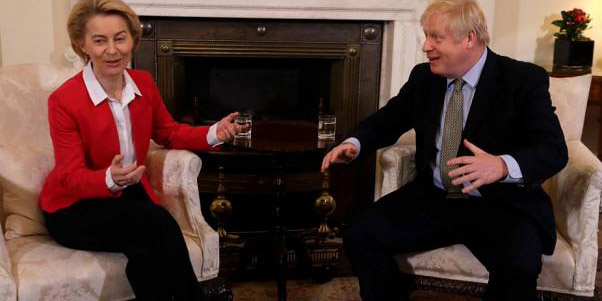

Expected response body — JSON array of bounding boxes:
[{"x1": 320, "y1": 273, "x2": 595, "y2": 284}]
[
  {"x1": 447, "y1": 139, "x2": 508, "y2": 194},
  {"x1": 111, "y1": 154, "x2": 146, "y2": 187},
  {"x1": 321, "y1": 143, "x2": 358, "y2": 172},
  {"x1": 216, "y1": 112, "x2": 248, "y2": 142}
]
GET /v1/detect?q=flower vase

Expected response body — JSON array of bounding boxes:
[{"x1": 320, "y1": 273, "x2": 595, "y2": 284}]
[{"x1": 553, "y1": 38, "x2": 594, "y2": 69}]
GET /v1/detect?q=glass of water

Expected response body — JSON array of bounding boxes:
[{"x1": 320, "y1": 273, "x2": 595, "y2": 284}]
[
  {"x1": 235, "y1": 113, "x2": 252, "y2": 140},
  {"x1": 318, "y1": 114, "x2": 336, "y2": 141}
]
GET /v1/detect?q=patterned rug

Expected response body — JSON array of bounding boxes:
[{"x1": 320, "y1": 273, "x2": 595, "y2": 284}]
[
  {"x1": 232, "y1": 223, "x2": 602, "y2": 300},
  {"x1": 232, "y1": 277, "x2": 361, "y2": 301},
  {"x1": 231, "y1": 277, "x2": 483, "y2": 301},
  {"x1": 231, "y1": 256, "x2": 602, "y2": 301}
]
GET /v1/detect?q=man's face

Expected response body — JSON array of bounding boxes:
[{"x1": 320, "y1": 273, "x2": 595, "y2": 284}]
[{"x1": 422, "y1": 13, "x2": 473, "y2": 78}]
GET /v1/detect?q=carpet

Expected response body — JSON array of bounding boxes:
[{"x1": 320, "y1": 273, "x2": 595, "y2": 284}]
[
  {"x1": 232, "y1": 277, "x2": 361, "y2": 301},
  {"x1": 231, "y1": 277, "x2": 484, "y2": 300},
  {"x1": 231, "y1": 219, "x2": 602, "y2": 300},
  {"x1": 231, "y1": 257, "x2": 602, "y2": 301}
]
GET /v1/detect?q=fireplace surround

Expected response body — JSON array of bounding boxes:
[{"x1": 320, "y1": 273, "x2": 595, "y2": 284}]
[{"x1": 132, "y1": 16, "x2": 383, "y2": 232}]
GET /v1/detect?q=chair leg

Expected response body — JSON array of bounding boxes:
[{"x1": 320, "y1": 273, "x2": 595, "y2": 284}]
[{"x1": 199, "y1": 276, "x2": 233, "y2": 301}]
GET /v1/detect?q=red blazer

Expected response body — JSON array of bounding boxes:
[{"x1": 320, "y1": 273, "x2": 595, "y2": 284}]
[{"x1": 40, "y1": 69, "x2": 212, "y2": 213}]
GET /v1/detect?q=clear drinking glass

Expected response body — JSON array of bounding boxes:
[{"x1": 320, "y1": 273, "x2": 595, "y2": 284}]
[
  {"x1": 234, "y1": 113, "x2": 252, "y2": 140},
  {"x1": 318, "y1": 114, "x2": 336, "y2": 141}
]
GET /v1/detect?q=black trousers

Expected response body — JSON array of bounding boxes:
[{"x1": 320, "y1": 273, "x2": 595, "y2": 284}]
[
  {"x1": 344, "y1": 181, "x2": 543, "y2": 301},
  {"x1": 44, "y1": 184, "x2": 204, "y2": 301}
]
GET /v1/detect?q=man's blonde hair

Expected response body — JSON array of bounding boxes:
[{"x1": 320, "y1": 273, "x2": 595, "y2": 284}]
[
  {"x1": 68, "y1": 0, "x2": 142, "y2": 63},
  {"x1": 421, "y1": 0, "x2": 489, "y2": 45}
]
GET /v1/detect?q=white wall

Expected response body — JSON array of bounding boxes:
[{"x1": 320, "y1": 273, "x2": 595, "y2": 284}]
[
  {"x1": 0, "y1": 22, "x2": 3, "y2": 67},
  {"x1": 0, "y1": 0, "x2": 71, "y2": 67},
  {"x1": 476, "y1": 0, "x2": 496, "y2": 43},
  {"x1": 1, "y1": 0, "x2": 601, "y2": 75},
  {"x1": 491, "y1": 0, "x2": 602, "y2": 74}
]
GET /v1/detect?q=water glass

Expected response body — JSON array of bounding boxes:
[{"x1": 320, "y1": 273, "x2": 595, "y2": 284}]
[
  {"x1": 318, "y1": 114, "x2": 336, "y2": 141},
  {"x1": 235, "y1": 113, "x2": 252, "y2": 140}
]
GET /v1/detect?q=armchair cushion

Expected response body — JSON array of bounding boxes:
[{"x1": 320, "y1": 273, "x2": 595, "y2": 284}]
[
  {"x1": 0, "y1": 64, "x2": 77, "y2": 241},
  {"x1": 548, "y1": 74, "x2": 592, "y2": 142},
  {"x1": 6, "y1": 233, "x2": 209, "y2": 300},
  {"x1": 396, "y1": 227, "x2": 577, "y2": 295},
  {"x1": 0, "y1": 145, "x2": 53, "y2": 240},
  {"x1": 7, "y1": 235, "x2": 130, "y2": 300},
  {"x1": 0, "y1": 64, "x2": 76, "y2": 147},
  {"x1": 0, "y1": 222, "x2": 16, "y2": 301}
]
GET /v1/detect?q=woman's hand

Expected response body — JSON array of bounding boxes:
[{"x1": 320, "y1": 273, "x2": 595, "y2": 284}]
[
  {"x1": 216, "y1": 112, "x2": 249, "y2": 142},
  {"x1": 110, "y1": 155, "x2": 146, "y2": 187}
]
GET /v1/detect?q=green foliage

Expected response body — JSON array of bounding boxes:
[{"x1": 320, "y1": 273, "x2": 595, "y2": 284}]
[{"x1": 551, "y1": 8, "x2": 592, "y2": 41}]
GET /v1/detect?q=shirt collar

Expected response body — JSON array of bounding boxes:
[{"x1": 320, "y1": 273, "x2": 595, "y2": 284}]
[
  {"x1": 83, "y1": 61, "x2": 142, "y2": 106},
  {"x1": 446, "y1": 47, "x2": 488, "y2": 89}
]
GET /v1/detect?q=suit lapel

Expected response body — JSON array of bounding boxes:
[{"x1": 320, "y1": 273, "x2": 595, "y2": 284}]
[
  {"x1": 462, "y1": 50, "x2": 500, "y2": 142},
  {"x1": 424, "y1": 75, "x2": 447, "y2": 158}
]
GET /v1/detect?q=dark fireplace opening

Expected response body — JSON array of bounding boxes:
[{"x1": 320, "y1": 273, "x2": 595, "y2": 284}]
[{"x1": 174, "y1": 57, "x2": 332, "y2": 125}]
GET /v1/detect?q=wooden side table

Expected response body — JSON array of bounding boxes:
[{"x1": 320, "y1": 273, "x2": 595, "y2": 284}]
[{"x1": 195, "y1": 120, "x2": 341, "y2": 301}]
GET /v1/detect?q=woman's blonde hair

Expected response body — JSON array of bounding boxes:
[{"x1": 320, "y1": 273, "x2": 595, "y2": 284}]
[
  {"x1": 67, "y1": 0, "x2": 142, "y2": 63},
  {"x1": 420, "y1": 0, "x2": 489, "y2": 45}
]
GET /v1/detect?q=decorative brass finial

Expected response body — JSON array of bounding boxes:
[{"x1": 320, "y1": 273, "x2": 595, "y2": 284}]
[
  {"x1": 314, "y1": 171, "x2": 336, "y2": 234},
  {"x1": 210, "y1": 166, "x2": 232, "y2": 238}
]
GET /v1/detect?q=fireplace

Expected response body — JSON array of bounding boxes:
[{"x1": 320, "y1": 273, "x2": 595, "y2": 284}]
[
  {"x1": 124, "y1": 0, "x2": 427, "y2": 279},
  {"x1": 133, "y1": 17, "x2": 385, "y2": 226}
]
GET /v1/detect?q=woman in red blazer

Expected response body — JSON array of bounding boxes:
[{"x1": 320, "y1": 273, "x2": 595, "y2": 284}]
[{"x1": 40, "y1": 1, "x2": 244, "y2": 300}]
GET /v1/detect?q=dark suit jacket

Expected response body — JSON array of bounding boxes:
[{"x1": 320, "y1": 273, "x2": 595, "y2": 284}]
[{"x1": 351, "y1": 49, "x2": 568, "y2": 255}]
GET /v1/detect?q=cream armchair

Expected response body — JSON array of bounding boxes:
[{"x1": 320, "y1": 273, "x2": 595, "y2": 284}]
[
  {"x1": 0, "y1": 64, "x2": 222, "y2": 300},
  {"x1": 377, "y1": 74, "x2": 601, "y2": 298}
]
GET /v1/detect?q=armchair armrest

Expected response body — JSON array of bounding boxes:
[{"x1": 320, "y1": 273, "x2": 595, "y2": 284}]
[
  {"x1": 145, "y1": 147, "x2": 219, "y2": 277},
  {"x1": 0, "y1": 222, "x2": 17, "y2": 301},
  {"x1": 542, "y1": 140, "x2": 602, "y2": 291},
  {"x1": 376, "y1": 143, "x2": 417, "y2": 200}
]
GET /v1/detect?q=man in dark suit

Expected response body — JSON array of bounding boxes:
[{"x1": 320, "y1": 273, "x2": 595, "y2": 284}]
[{"x1": 321, "y1": 0, "x2": 568, "y2": 300}]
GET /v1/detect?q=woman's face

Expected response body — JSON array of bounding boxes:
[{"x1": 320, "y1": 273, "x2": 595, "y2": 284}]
[{"x1": 81, "y1": 14, "x2": 133, "y2": 80}]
